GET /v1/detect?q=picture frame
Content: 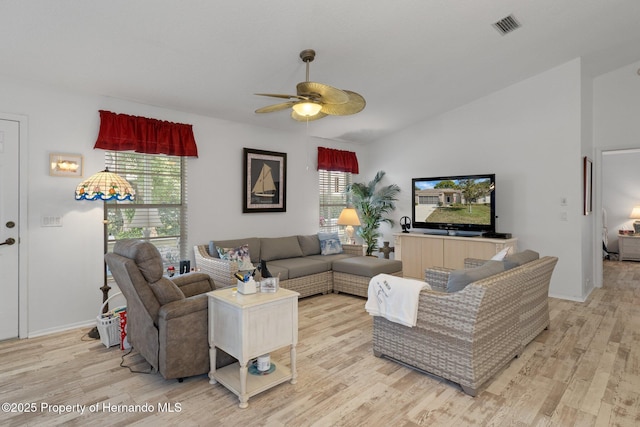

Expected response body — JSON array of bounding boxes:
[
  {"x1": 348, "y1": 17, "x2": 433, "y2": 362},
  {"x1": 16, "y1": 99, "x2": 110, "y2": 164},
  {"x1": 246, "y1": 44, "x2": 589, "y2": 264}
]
[
  {"x1": 49, "y1": 153, "x2": 83, "y2": 177},
  {"x1": 583, "y1": 156, "x2": 592, "y2": 215},
  {"x1": 260, "y1": 277, "x2": 279, "y2": 293},
  {"x1": 243, "y1": 148, "x2": 287, "y2": 213}
]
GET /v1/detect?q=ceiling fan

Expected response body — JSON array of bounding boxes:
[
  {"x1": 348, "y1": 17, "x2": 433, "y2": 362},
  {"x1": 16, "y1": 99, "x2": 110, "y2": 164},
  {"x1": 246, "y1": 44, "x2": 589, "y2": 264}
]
[{"x1": 255, "y1": 49, "x2": 366, "y2": 121}]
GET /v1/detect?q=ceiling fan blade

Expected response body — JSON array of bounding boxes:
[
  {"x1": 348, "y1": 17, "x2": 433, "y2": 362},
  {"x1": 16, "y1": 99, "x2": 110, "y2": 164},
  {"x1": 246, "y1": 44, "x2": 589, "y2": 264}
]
[
  {"x1": 255, "y1": 93, "x2": 308, "y2": 100},
  {"x1": 321, "y1": 90, "x2": 366, "y2": 116},
  {"x1": 296, "y1": 82, "x2": 349, "y2": 105},
  {"x1": 255, "y1": 50, "x2": 366, "y2": 121},
  {"x1": 255, "y1": 101, "x2": 296, "y2": 113},
  {"x1": 291, "y1": 110, "x2": 327, "y2": 122}
]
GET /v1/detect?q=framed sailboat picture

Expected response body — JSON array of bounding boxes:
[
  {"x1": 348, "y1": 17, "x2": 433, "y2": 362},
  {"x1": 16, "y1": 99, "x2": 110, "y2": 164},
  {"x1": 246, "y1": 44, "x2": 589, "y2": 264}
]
[{"x1": 243, "y1": 148, "x2": 287, "y2": 213}]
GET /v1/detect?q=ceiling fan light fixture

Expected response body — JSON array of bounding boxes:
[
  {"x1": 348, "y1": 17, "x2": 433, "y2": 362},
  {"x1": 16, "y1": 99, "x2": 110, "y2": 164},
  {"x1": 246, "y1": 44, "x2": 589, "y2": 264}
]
[
  {"x1": 255, "y1": 49, "x2": 365, "y2": 121},
  {"x1": 292, "y1": 101, "x2": 322, "y2": 117}
]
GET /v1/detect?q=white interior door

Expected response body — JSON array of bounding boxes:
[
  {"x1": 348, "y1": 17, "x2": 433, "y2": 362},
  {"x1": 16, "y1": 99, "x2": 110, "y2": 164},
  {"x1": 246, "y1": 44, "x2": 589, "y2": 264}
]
[{"x1": 0, "y1": 118, "x2": 20, "y2": 340}]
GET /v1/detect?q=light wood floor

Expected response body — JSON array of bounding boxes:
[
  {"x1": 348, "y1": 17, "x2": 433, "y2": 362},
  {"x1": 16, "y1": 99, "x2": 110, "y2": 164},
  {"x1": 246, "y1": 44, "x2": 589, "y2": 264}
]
[{"x1": 1, "y1": 260, "x2": 639, "y2": 426}]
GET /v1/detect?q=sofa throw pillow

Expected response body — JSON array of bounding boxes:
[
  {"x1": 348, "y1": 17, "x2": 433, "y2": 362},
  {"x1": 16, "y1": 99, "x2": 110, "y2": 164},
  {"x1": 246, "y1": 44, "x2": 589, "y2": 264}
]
[
  {"x1": 149, "y1": 278, "x2": 185, "y2": 305},
  {"x1": 446, "y1": 260, "x2": 505, "y2": 293},
  {"x1": 491, "y1": 246, "x2": 512, "y2": 261},
  {"x1": 503, "y1": 249, "x2": 539, "y2": 269},
  {"x1": 217, "y1": 244, "x2": 254, "y2": 271},
  {"x1": 213, "y1": 238, "x2": 262, "y2": 263},
  {"x1": 318, "y1": 232, "x2": 343, "y2": 255},
  {"x1": 208, "y1": 241, "x2": 218, "y2": 258}
]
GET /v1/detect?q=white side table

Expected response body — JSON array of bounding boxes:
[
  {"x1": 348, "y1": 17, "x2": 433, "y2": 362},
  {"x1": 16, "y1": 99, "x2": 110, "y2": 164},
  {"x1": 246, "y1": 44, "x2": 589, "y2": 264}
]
[
  {"x1": 207, "y1": 287, "x2": 299, "y2": 408},
  {"x1": 618, "y1": 234, "x2": 640, "y2": 261}
]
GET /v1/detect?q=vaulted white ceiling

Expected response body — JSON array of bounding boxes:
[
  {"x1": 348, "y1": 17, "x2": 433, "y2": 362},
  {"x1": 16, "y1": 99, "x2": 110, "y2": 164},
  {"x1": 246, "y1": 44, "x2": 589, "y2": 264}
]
[{"x1": 2, "y1": 1, "x2": 639, "y2": 143}]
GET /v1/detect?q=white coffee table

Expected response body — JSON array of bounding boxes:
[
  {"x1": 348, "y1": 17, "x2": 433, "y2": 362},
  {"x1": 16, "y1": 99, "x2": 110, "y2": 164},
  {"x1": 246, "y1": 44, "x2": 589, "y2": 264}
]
[{"x1": 207, "y1": 287, "x2": 299, "y2": 408}]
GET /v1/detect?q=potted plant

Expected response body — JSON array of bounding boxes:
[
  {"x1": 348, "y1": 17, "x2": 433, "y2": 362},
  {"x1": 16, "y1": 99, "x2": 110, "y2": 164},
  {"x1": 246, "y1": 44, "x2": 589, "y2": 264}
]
[{"x1": 347, "y1": 171, "x2": 400, "y2": 256}]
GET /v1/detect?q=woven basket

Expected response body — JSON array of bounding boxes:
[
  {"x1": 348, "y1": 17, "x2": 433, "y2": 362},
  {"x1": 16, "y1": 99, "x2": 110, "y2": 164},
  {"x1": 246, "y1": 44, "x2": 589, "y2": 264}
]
[{"x1": 96, "y1": 292, "x2": 125, "y2": 348}]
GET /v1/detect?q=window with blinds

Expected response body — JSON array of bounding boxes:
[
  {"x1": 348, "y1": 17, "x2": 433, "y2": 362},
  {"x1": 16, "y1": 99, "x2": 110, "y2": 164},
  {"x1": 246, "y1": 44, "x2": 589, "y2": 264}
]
[
  {"x1": 318, "y1": 169, "x2": 352, "y2": 237},
  {"x1": 104, "y1": 151, "x2": 187, "y2": 268}
]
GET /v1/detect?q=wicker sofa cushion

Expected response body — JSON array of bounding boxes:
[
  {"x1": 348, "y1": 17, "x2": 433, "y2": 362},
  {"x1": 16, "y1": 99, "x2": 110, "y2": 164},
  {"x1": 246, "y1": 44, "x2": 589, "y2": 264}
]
[
  {"x1": 332, "y1": 256, "x2": 403, "y2": 277},
  {"x1": 261, "y1": 236, "x2": 304, "y2": 261},
  {"x1": 268, "y1": 257, "x2": 330, "y2": 279},
  {"x1": 446, "y1": 260, "x2": 505, "y2": 293},
  {"x1": 307, "y1": 253, "x2": 357, "y2": 265},
  {"x1": 258, "y1": 261, "x2": 289, "y2": 281},
  {"x1": 149, "y1": 278, "x2": 186, "y2": 305},
  {"x1": 504, "y1": 249, "x2": 539, "y2": 269},
  {"x1": 210, "y1": 238, "x2": 261, "y2": 263},
  {"x1": 298, "y1": 234, "x2": 321, "y2": 256}
]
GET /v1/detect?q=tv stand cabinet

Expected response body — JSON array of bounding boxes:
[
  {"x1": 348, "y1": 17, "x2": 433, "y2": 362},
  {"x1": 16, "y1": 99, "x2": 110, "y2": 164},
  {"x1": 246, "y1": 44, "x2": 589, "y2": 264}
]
[{"x1": 394, "y1": 233, "x2": 518, "y2": 280}]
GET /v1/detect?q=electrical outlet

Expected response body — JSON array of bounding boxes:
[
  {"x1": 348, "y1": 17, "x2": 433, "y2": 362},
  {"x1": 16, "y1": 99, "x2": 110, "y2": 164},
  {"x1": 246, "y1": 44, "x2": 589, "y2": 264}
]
[
  {"x1": 41, "y1": 216, "x2": 63, "y2": 227},
  {"x1": 560, "y1": 211, "x2": 568, "y2": 221}
]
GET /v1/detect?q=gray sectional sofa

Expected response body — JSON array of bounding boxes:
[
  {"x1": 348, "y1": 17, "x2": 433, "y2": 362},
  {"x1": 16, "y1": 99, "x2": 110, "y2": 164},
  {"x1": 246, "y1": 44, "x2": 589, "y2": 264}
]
[{"x1": 194, "y1": 235, "x2": 403, "y2": 298}]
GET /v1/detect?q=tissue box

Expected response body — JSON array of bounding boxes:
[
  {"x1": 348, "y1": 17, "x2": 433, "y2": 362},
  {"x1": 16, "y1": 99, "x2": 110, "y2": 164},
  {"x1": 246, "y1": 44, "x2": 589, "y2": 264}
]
[{"x1": 237, "y1": 278, "x2": 257, "y2": 294}]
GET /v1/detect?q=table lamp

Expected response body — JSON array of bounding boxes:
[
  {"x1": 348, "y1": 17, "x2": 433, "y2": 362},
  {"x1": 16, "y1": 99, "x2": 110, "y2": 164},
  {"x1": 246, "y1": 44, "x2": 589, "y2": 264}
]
[
  {"x1": 337, "y1": 208, "x2": 361, "y2": 244},
  {"x1": 630, "y1": 206, "x2": 640, "y2": 234}
]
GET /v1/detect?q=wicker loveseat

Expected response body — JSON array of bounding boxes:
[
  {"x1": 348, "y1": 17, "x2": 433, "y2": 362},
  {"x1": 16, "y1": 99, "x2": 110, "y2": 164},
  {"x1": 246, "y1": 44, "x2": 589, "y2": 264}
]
[
  {"x1": 194, "y1": 235, "x2": 402, "y2": 298},
  {"x1": 372, "y1": 254, "x2": 558, "y2": 396}
]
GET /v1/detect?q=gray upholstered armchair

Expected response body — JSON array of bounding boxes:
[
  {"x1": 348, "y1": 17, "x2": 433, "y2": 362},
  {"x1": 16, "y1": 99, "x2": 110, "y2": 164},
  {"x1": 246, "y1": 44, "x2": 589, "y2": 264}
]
[{"x1": 105, "y1": 239, "x2": 233, "y2": 381}]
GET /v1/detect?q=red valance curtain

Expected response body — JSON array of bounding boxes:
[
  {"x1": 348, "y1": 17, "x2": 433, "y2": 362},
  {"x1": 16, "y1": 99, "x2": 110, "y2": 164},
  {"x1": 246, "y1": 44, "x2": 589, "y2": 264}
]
[
  {"x1": 94, "y1": 110, "x2": 199, "y2": 157},
  {"x1": 317, "y1": 147, "x2": 359, "y2": 174}
]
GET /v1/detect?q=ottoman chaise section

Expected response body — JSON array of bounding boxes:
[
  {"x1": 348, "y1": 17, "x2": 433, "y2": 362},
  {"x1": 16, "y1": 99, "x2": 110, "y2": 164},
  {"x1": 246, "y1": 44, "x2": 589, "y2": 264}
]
[{"x1": 332, "y1": 257, "x2": 403, "y2": 297}]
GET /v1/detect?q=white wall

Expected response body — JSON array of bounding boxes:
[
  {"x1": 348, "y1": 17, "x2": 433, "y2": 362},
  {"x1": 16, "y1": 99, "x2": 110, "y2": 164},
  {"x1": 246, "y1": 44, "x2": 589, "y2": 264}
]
[
  {"x1": 0, "y1": 76, "x2": 365, "y2": 337},
  {"x1": 594, "y1": 59, "x2": 640, "y2": 250},
  {"x1": 580, "y1": 60, "x2": 596, "y2": 296},
  {"x1": 364, "y1": 59, "x2": 586, "y2": 300}
]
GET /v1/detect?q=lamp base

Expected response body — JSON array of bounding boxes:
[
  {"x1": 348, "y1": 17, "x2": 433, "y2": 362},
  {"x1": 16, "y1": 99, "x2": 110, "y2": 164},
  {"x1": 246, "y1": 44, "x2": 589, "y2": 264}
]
[
  {"x1": 634, "y1": 221, "x2": 640, "y2": 234},
  {"x1": 345, "y1": 225, "x2": 355, "y2": 244}
]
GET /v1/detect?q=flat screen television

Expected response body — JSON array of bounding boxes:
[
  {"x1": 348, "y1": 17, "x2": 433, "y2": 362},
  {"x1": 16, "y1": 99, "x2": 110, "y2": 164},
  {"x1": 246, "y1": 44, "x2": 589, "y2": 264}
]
[{"x1": 411, "y1": 174, "x2": 496, "y2": 235}]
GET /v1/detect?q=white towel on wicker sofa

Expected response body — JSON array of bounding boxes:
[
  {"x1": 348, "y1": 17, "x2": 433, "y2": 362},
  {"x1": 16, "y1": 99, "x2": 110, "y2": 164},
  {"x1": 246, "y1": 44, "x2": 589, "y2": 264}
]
[{"x1": 365, "y1": 274, "x2": 430, "y2": 327}]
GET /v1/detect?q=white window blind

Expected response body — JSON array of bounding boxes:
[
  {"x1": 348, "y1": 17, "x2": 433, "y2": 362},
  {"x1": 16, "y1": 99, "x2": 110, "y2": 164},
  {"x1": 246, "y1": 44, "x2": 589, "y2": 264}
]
[
  {"x1": 318, "y1": 169, "x2": 351, "y2": 237},
  {"x1": 104, "y1": 151, "x2": 187, "y2": 268}
]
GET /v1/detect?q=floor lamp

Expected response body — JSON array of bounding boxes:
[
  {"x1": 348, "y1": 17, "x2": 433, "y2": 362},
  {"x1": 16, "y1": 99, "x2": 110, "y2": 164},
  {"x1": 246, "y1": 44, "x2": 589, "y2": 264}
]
[{"x1": 75, "y1": 168, "x2": 135, "y2": 339}]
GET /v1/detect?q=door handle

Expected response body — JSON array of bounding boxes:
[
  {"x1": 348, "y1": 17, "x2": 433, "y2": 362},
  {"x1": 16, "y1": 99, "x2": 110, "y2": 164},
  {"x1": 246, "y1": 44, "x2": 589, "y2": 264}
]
[{"x1": 0, "y1": 238, "x2": 16, "y2": 246}]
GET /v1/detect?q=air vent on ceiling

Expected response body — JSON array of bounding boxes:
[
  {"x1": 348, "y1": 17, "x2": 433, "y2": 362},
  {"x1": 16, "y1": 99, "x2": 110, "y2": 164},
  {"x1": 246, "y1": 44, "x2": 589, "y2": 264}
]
[{"x1": 493, "y1": 14, "x2": 520, "y2": 35}]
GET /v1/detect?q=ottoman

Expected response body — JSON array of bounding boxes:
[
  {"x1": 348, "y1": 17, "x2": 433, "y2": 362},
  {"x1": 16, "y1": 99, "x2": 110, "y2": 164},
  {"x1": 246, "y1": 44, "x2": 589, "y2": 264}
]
[{"x1": 332, "y1": 257, "x2": 403, "y2": 297}]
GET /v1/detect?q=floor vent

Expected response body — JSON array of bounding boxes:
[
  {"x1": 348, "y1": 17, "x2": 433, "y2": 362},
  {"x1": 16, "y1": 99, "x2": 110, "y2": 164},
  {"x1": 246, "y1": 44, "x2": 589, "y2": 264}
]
[{"x1": 493, "y1": 14, "x2": 521, "y2": 35}]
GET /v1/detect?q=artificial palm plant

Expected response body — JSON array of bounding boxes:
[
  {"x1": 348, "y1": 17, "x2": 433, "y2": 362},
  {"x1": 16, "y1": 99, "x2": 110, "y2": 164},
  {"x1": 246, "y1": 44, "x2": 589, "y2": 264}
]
[{"x1": 347, "y1": 171, "x2": 400, "y2": 256}]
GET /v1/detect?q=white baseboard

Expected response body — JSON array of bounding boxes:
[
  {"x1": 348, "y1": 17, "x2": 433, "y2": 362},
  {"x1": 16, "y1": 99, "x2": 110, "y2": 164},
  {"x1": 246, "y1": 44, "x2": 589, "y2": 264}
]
[{"x1": 27, "y1": 319, "x2": 96, "y2": 339}]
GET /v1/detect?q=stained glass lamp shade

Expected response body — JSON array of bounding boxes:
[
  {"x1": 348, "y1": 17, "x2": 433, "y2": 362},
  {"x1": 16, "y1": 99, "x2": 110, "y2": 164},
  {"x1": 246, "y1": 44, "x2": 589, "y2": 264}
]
[{"x1": 75, "y1": 169, "x2": 135, "y2": 201}]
